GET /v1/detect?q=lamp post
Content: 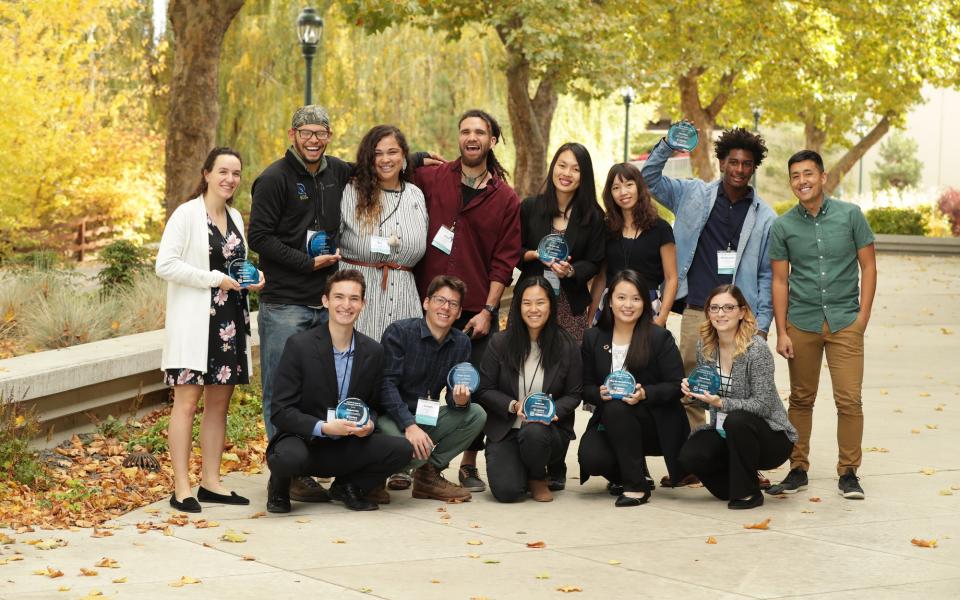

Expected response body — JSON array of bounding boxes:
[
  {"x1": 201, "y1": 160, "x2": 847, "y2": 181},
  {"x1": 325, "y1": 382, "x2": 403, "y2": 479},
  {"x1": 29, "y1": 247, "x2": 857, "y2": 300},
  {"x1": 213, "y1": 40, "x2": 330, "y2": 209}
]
[
  {"x1": 297, "y1": 7, "x2": 324, "y2": 106},
  {"x1": 751, "y1": 107, "x2": 762, "y2": 189},
  {"x1": 856, "y1": 121, "x2": 867, "y2": 196},
  {"x1": 621, "y1": 87, "x2": 635, "y2": 163}
]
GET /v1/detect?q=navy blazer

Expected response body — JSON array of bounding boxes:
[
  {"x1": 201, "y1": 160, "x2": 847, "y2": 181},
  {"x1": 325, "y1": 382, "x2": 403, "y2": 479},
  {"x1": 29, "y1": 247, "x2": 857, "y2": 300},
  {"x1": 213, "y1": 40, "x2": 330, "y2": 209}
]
[
  {"x1": 580, "y1": 325, "x2": 689, "y2": 479},
  {"x1": 268, "y1": 324, "x2": 383, "y2": 450}
]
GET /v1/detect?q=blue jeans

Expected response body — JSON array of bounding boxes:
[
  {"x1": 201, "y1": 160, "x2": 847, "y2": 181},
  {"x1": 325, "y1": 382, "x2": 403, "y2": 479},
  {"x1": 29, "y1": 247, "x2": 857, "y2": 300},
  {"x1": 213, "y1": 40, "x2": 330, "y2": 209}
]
[{"x1": 258, "y1": 303, "x2": 328, "y2": 440}]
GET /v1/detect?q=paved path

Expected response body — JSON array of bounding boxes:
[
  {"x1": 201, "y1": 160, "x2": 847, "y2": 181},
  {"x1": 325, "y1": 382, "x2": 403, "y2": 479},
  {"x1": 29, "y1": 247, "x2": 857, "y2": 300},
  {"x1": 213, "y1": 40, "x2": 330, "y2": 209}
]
[{"x1": 1, "y1": 254, "x2": 959, "y2": 599}]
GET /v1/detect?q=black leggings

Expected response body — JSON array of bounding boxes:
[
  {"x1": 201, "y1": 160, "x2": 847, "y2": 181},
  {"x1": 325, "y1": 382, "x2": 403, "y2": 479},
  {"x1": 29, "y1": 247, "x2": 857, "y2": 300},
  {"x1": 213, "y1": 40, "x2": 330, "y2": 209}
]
[
  {"x1": 578, "y1": 400, "x2": 661, "y2": 493},
  {"x1": 485, "y1": 425, "x2": 568, "y2": 503},
  {"x1": 679, "y1": 410, "x2": 793, "y2": 500}
]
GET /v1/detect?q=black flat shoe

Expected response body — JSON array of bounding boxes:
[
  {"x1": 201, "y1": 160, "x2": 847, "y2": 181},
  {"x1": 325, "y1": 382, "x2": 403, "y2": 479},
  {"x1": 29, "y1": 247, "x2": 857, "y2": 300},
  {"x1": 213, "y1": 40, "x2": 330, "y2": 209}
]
[
  {"x1": 197, "y1": 486, "x2": 250, "y2": 505},
  {"x1": 267, "y1": 476, "x2": 291, "y2": 514},
  {"x1": 615, "y1": 491, "x2": 651, "y2": 507},
  {"x1": 607, "y1": 481, "x2": 624, "y2": 496},
  {"x1": 169, "y1": 493, "x2": 201, "y2": 513},
  {"x1": 728, "y1": 493, "x2": 764, "y2": 510},
  {"x1": 329, "y1": 482, "x2": 378, "y2": 511}
]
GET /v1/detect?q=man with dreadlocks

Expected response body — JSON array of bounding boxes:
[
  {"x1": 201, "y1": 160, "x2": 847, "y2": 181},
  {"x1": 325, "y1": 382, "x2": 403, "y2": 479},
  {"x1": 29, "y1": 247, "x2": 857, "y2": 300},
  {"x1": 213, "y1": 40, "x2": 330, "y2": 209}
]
[
  {"x1": 641, "y1": 126, "x2": 776, "y2": 488},
  {"x1": 410, "y1": 109, "x2": 521, "y2": 494}
]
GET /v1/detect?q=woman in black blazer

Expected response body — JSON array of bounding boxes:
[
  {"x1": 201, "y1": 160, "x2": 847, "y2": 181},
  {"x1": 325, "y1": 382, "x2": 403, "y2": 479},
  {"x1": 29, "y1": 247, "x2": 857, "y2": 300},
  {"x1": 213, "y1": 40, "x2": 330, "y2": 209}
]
[
  {"x1": 578, "y1": 269, "x2": 690, "y2": 506},
  {"x1": 518, "y1": 143, "x2": 605, "y2": 343},
  {"x1": 476, "y1": 276, "x2": 582, "y2": 503}
]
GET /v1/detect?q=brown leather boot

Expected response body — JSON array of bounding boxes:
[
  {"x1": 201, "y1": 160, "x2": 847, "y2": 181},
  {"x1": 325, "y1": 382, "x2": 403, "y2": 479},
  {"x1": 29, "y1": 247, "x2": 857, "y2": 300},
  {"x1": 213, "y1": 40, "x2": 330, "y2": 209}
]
[
  {"x1": 365, "y1": 483, "x2": 390, "y2": 505},
  {"x1": 412, "y1": 464, "x2": 472, "y2": 501},
  {"x1": 528, "y1": 479, "x2": 553, "y2": 502}
]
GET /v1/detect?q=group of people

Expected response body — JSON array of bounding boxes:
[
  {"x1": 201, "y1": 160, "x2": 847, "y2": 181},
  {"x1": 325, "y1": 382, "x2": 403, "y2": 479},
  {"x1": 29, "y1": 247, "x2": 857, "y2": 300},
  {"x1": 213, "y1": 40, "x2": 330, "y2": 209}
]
[{"x1": 155, "y1": 104, "x2": 876, "y2": 514}]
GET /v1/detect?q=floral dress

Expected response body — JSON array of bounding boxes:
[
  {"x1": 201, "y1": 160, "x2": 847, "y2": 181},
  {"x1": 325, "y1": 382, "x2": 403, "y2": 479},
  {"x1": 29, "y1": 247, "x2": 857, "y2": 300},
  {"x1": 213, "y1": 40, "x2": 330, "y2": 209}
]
[{"x1": 164, "y1": 213, "x2": 250, "y2": 387}]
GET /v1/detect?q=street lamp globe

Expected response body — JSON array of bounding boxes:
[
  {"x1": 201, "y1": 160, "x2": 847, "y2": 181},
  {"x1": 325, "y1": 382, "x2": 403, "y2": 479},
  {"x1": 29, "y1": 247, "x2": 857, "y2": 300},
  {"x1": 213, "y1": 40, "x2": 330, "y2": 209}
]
[{"x1": 297, "y1": 7, "x2": 324, "y2": 49}]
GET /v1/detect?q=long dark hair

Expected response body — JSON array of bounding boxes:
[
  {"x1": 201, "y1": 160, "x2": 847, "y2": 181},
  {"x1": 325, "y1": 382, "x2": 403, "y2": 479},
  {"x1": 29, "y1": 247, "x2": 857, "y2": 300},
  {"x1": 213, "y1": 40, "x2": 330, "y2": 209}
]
[
  {"x1": 597, "y1": 269, "x2": 653, "y2": 371},
  {"x1": 601, "y1": 162, "x2": 658, "y2": 234},
  {"x1": 353, "y1": 125, "x2": 412, "y2": 229},
  {"x1": 503, "y1": 276, "x2": 570, "y2": 373},
  {"x1": 533, "y1": 142, "x2": 601, "y2": 227},
  {"x1": 189, "y1": 147, "x2": 242, "y2": 204},
  {"x1": 458, "y1": 109, "x2": 509, "y2": 181}
]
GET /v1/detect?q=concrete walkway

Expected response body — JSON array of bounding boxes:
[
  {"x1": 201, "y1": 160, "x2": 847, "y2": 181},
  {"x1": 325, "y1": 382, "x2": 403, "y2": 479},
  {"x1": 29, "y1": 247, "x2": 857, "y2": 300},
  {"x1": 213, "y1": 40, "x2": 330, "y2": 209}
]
[{"x1": 1, "y1": 253, "x2": 959, "y2": 599}]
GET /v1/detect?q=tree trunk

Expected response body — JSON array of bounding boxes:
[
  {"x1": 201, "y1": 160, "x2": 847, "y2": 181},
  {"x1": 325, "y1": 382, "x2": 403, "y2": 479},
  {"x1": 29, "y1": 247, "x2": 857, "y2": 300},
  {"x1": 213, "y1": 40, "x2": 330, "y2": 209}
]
[
  {"x1": 825, "y1": 114, "x2": 891, "y2": 193},
  {"x1": 164, "y1": 0, "x2": 245, "y2": 219},
  {"x1": 498, "y1": 24, "x2": 558, "y2": 198},
  {"x1": 678, "y1": 68, "x2": 736, "y2": 182},
  {"x1": 803, "y1": 119, "x2": 827, "y2": 154}
]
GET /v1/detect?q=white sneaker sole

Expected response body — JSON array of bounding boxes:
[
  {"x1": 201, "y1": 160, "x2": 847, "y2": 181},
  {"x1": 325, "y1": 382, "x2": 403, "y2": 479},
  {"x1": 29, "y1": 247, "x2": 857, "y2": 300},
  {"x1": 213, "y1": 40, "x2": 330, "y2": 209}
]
[{"x1": 839, "y1": 489, "x2": 865, "y2": 500}]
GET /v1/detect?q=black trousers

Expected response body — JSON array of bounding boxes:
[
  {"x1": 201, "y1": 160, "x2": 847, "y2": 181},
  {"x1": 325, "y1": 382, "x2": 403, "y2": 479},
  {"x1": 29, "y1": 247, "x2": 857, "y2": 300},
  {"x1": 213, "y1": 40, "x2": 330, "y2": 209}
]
[
  {"x1": 485, "y1": 424, "x2": 568, "y2": 503},
  {"x1": 455, "y1": 310, "x2": 500, "y2": 453},
  {"x1": 578, "y1": 400, "x2": 661, "y2": 493},
  {"x1": 267, "y1": 433, "x2": 412, "y2": 493},
  {"x1": 679, "y1": 410, "x2": 793, "y2": 500}
]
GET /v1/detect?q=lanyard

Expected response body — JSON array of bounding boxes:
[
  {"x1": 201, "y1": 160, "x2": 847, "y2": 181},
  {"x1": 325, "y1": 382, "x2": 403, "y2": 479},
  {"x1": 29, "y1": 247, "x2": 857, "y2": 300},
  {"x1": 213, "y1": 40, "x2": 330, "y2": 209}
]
[
  {"x1": 520, "y1": 347, "x2": 544, "y2": 398},
  {"x1": 619, "y1": 227, "x2": 641, "y2": 271},
  {"x1": 377, "y1": 184, "x2": 404, "y2": 233},
  {"x1": 336, "y1": 335, "x2": 355, "y2": 402},
  {"x1": 715, "y1": 350, "x2": 732, "y2": 398}
]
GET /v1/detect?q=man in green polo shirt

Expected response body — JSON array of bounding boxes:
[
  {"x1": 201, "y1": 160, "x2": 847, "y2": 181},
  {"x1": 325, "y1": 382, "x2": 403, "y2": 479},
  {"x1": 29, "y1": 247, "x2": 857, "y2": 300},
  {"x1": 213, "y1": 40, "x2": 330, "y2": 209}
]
[{"x1": 767, "y1": 150, "x2": 877, "y2": 500}]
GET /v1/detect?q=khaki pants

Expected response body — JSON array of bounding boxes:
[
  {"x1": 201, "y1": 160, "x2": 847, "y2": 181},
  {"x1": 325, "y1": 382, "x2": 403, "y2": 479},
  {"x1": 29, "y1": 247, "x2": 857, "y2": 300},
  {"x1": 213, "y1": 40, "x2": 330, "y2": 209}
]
[
  {"x1": 679, "y1": 307, "x2": 707, "y2": 429},
  {"x1": 786, "y1": 320, "x2": 865, "y2": 476}
]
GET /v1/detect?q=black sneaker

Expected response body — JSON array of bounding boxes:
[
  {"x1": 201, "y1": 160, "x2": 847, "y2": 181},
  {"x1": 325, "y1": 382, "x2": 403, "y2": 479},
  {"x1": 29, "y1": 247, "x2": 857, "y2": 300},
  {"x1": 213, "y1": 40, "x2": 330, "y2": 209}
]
[
  {"x1": 458, "y1": 465, "x2": 486, "y2": 493},
  {"x1": 766, "y1": 467, "x2": 808, "y2": 495},
  {"x1": 838, "y1": 469, "x2": 865, "y2": 499}
]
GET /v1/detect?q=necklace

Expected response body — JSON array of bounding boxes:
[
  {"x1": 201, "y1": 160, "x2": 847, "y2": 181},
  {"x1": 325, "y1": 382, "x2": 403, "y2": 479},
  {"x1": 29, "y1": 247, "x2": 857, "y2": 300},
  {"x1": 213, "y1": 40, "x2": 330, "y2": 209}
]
[{"x1": 462, "y1": 170, "x2": 488, "y2": 189}]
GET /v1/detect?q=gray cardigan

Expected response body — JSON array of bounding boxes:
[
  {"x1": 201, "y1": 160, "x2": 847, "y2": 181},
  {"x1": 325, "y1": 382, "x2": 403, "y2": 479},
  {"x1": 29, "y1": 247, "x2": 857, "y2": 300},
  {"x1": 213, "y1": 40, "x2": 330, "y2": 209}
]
[{"x1": 692, "y1": 336, "x2": 798, "y2": 443}]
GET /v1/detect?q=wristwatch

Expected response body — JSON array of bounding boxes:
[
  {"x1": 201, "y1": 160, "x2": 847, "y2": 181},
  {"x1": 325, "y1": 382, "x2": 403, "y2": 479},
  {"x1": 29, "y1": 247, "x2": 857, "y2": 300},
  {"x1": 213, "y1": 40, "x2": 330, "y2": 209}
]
[{"x1": 483, "y1": 304, "x2": 497, "y2": 315}]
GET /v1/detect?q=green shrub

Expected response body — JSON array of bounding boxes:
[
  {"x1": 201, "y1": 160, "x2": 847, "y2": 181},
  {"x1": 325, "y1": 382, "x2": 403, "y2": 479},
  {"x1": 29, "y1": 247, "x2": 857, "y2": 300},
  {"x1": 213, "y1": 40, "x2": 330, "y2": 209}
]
[
  {"x1": 21, "y1": 288, "x2": 117, "y2": 349},
  {"x1": 0, "y1": 389, "x2": 48, "y2": 486},
  {"x1": 864, "y1": 207, "x2": 927, "y2": 235},
  {"x1": 98, "y1": 240, "x2": 151, "y2": 291}
]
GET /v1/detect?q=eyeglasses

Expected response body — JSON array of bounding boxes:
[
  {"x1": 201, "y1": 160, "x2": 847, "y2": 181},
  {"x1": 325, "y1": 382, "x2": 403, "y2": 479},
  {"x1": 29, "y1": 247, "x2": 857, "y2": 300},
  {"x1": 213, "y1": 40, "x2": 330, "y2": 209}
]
[
  {"x1": 708, "y1": 304, "x2": 742, "y2": 314},
  {"x1": 296, "y1": 128, "x2": 331, "y2": 141},
  {"x1": 431, "y1": 296, "x2": 461, "y2": 310}
]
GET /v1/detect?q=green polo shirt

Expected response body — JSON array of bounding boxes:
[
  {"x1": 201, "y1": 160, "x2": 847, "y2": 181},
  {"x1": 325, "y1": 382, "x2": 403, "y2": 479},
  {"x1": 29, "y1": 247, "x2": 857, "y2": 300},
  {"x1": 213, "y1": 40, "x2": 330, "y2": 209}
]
[{"x1": 769, "y1": 198, "x2": 874, "y2": 333}]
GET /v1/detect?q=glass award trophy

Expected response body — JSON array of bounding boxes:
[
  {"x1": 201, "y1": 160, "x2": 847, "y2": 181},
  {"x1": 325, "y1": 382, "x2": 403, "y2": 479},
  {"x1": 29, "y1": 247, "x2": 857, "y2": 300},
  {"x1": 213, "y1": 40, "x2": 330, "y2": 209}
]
[
  {"x1": 226, "y1": 258, "x2": 259, "y2": 289},
  {"x1": 604, "y1": 369, "x2": 636, "y2": 400},
  {"x1": 522, "y1": 392, "x2": 556, "y2": 424},
  {"x1": 688, "y1": 365, "x2": 721, "y2": 395},
  {"x1": 537, "y1": 234, "x2": 569, "y2": 264},
  {"x1": 307, "y1": 230, "x2": 337, "y2": 257},
  {"x1": 447, "y1": 362, "x2": 480, "y2": 393},
  {"x1": 335, "y1": 397, "x2": 370, "y2": 427},
  {"x1": 666, "y1": 121, "x2": 699, "y2": 152}
]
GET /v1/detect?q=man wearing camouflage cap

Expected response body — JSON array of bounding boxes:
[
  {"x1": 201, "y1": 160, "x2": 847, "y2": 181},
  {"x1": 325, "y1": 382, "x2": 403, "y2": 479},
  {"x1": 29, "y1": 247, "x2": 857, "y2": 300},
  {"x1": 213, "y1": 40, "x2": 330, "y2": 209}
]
[{"x1": 249, "y1": 105, "x2": 353, "y2": 511}]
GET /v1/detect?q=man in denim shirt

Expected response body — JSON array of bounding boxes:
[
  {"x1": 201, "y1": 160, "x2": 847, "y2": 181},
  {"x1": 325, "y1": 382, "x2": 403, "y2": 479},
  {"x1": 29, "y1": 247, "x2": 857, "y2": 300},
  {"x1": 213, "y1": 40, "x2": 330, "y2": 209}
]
[{"x1": 642, "y1": 128, "x2": 776, "y2": 445}]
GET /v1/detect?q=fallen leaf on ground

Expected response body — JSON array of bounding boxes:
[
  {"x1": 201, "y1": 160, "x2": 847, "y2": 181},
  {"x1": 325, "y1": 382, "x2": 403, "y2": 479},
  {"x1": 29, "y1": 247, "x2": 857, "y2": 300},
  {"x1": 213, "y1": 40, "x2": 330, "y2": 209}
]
[
  {"x1": 220, "y1": 530, "x2": 247, "y2": 543},
  {"x1": 801, "y1": 509, "x2": 815, "y2": 514},
  {"x1": 34, "y1": 566, "x2": 64, "y2": 578},
  {"x1": 536, "y1": 573, "x2": 551, "y2": 579},
  {"x1": 483, "y1": 559, "x2": 500, "y2": 564},
  {"x1": 446, "y1": 497, "x2": 468, "y2": 504},
  {"x1": 193, "y1": 520, "x2": 219, "y2": 529},
  {"x1": 249, "y1": 511, "x2": 266, "y2": 519},
  {"x1": 78, "y1": 592, "x2": 104, "y2": 599},
  {"x1": 919, "y1": 392, "x2": 931, "y2": 397},
  {"x1": 295, "y1": 518, "x2": 311, "y2": 523},
  {"x1": 893, "y1": 408, "x2": 902, "y2": 412},
  {"x1": 359, "y1": 587, "x2": 373, "y2": 593},
  {"x1": 939, "y1": 489, "x2": 953, "y2": 496},
  {"x1": 864, "y1": 447, "x2": 889, "y2": 453},
  {"x1": 921, "y1": 467, "x2": 936, "y2": 475},
  {"x1": 430, "y1": 579, "x2": 441, "y2": 583},
  {"x1": 607, "y1": 559, "x2": 621, "y2": 565},
  {"x1": 94, "y1": 558, "x2": 119, "y2": 568},
  {"x1": 0, "y1": 533, "x2": 14, "y2": 544},
  {"x1": 436, "y1": 507, "x2": 447, "y2": 512},
  {"x1": 809, "y1": 497, "x2": 822, "y2": 503},
  {"x1": 744, "y1": 518, "x2": 771, "y2": 530},
  {"x1": 911, "y1": 428, "x2": 922, "y2": 434},
  {"x1": 911, "y1": 538, "x2": 937, "y2": 548},
  {"x1": 332, "y1": 539, "x2": 347, "y2": 544},
  {"x1": 169, "y1": 575, "x2": 201, "y2": 587},
  {"x1": 79, "y1": 567, "x2": 98, "y2": 576},
  {"x1": 241, "y1": 555, "x2": 256, "y2": 561},
  {"x1": 112, "y1": 577, "x2": 127, "y2": 583},
  {"x1": 952, "y1": 484, "x2": 960, "y2": 490},
  {"x1": 469, "y1": 523, "x2": 481, "y2": 528},
  {"x1": 467, "y1": 539, "x2": 483, "y2": 546},
  {"x1": 440, "y1": 513, "x2": 451, "y2": 520},
  {"x1": 34, "y1": 538, "x2": 68, "y2": 550},
  {"x1": 926, "y1": 424, "x2": 939, "y2": 429},
  {"x1": 162, "y1": 526, "x2": 173, "y2": 536},
  {"x1": 526, "y1": 540, "x2": 546, "y2": 548},
  {"x1": 935, "y1": 406, "x2": 944, "y2": 412},
  {"x1": 880, "y1": 389, "x2": 889, "y2": 396},
  {"x1": 940, "y1": 327, "x2": 953, "y2": 335},
  {"x1": 56, "y1": 585, "x2": 70, "y2": 591},
  {"x1": 91, "y1": 529, "x2": 113, "y2": 538},
  {"x1": 706, "y1": 536, "x2": 718, "y2": 544},
  {"x1": 557, "y1": 585, "x2": 583, "y2": 593},
  {"x1": 467, "y1": 553, "x2": 480, "y2": 558}
]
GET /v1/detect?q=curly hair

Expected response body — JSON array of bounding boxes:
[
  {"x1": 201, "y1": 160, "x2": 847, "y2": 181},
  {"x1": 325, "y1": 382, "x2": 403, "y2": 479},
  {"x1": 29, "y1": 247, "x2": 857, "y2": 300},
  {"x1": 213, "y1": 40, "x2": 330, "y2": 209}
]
[
  {"x1": 601, "y1": 163, "x2": 659, "y2": 235},
  {"x1": 714, "y1": 127, "x2": 768, "y2": 166},
  {"x1": 354, "y1": 125, "x2": 412, "y2": 230}
]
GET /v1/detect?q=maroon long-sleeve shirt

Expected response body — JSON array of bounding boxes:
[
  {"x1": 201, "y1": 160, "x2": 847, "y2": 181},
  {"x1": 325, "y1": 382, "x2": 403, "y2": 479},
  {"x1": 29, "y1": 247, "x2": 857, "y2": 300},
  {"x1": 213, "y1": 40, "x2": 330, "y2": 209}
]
[{"x1": 413, "y1": 159, "x2": 521, "y2": 313}]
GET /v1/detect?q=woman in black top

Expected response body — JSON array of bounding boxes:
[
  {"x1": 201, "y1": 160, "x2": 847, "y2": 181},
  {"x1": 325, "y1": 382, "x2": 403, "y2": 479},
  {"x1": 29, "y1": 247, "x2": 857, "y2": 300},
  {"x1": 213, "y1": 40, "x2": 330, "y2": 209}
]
[
  {"x1": 518, "y1": 143, "x2": 605, "y2": 343},
  {"x1": 578, "y1": 270, "x2": 689, "y2": 506},
  {"x1": 476, "y1": 276, "x2": 582, "y2": 503},
  {"x1": 589, "y1": 163, "x2": 677, "y2": 327}
]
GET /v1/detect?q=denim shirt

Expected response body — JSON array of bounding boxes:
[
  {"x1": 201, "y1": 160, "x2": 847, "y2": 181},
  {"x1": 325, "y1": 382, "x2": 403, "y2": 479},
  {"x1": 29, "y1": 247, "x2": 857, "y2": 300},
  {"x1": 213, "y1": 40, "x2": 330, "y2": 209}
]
[{"x1": 641, "y1": 139, "x2": 776, "y2": 332}]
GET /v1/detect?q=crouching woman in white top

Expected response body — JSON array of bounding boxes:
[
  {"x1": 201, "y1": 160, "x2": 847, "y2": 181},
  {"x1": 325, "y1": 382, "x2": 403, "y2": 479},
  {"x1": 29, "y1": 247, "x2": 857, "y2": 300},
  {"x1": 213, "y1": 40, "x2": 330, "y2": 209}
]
[{"x1": 156, "y1": 147, "x2": 264, "y2": 513}]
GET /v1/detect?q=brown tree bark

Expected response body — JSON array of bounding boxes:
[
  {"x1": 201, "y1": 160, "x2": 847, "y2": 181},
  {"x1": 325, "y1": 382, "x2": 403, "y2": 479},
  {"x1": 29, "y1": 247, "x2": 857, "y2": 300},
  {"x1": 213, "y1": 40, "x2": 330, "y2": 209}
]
[
  {"x1": 497, "y1": 22, "x2": 558, "y2": 199},
  {"x1": 678, "y1": 68, "x2": 737, "y2": 182},
  {"x1": 824, "y1": 114, "x2": 891, "y2": 193},
  {"x1": 164, "y1": 0, "x2": 245, "y2": 219},
  {"x1": 803, "y1": 118, "x2": 828, "y2": 154}
]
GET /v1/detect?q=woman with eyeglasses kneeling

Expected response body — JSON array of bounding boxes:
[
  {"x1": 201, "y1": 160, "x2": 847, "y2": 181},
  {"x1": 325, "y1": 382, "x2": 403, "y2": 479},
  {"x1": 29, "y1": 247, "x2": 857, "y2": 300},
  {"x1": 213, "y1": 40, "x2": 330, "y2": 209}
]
[
  {"x1": 475, "y1": 276, "x2": 582, "y2": 502},
  {"x1": 578, "y1": 269, "x2": 690, "y2": 507},
  {"x1": 678, "y1": 285, "x2": 797, "y2": 509}
]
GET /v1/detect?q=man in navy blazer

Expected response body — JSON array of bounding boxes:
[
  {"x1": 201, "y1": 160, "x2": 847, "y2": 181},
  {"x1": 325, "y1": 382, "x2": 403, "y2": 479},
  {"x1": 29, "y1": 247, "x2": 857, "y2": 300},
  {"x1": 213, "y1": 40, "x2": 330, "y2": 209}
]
[{"x1": 266, "y1": 269, "x2": 413, "y2": 512}]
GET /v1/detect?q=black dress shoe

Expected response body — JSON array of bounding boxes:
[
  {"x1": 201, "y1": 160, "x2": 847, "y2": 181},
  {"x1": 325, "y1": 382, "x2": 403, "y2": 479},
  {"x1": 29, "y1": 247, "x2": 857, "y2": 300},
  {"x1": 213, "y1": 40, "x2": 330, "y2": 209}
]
[
  {"x1": 329, "y1": 482, "x2": 378, "y2": 511},
  {"x1": 728, "y1": 493, "x2": 764, "y2": 510},
  {"x1": 607, "y1": 481, "x2": 624, "y2": 496},
  {"x1": 170, "y1": 493, "x2": 201, "y2": 513},
  {"x1": 197, "y1": 486, "x2": 250, "y2": 505},
  {"x1": 289, "y1": 476, "x2": 331, "y2": 503},
  {"x1": 615, "y1": 491, "x2": 651, "y2": 507},
  {"x1": 267, "y1": 476, "x2": 291, "y2": 514}
]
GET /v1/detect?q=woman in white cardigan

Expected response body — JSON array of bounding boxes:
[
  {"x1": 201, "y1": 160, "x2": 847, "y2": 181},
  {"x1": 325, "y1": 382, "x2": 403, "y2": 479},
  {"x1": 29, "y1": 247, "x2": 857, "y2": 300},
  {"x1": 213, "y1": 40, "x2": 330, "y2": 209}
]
[{"x1": 156, "y1": 147, "x2": 264, "y2": 513}]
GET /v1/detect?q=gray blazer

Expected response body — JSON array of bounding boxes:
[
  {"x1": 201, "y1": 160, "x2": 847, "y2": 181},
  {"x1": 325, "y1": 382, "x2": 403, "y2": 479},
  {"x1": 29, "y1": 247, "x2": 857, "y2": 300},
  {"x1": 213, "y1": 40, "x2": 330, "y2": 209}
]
[{"x1": 692, "y1": 336, "x2": 797, "y2": 442}]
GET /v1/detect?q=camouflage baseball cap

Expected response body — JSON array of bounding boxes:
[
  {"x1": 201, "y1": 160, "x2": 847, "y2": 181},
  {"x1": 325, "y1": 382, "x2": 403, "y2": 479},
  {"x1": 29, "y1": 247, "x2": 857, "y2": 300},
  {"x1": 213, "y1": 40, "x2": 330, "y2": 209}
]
[{"x1": 291, "y1": 105, "x2": 331, "y2": 129}]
